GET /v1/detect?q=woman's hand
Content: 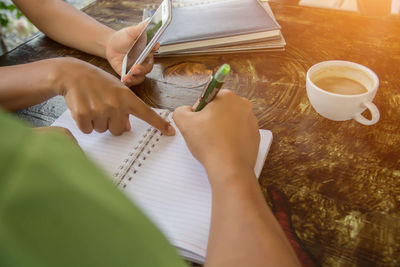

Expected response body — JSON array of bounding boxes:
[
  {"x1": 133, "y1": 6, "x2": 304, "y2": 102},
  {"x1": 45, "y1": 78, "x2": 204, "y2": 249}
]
[
  {"x1": 12, "y1": 0, "x2": 156, "y2": 87},
  {"x1": 106, "y1": 21, "x2": 159, "y2": 87},
  {"x1": 173, "y1": 90, "x2": 260, "y2": 180},
  {"x1": 52, "y1": 57, "x2": 174, "y2": 136}
]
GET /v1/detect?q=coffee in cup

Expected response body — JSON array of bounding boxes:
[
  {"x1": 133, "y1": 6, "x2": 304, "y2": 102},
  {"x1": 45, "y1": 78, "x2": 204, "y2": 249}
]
[
  {"x1": 313, "y1": 76, "x2": 367, "y2": 95},
  {"x1": 306, "y1": 60, "x2": 380, "y2": 125}
]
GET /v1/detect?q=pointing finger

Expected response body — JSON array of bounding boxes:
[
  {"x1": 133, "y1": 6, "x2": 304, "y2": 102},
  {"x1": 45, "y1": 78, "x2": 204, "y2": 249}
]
[{"x1": 127, "y1": 96, "x2": 175, "y2": 136}]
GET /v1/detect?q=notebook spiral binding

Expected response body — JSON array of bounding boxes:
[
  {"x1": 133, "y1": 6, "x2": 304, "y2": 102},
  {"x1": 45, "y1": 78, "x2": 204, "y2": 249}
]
[{"x1": 112, "y1": 110, "x2": 171, "y2": 189}]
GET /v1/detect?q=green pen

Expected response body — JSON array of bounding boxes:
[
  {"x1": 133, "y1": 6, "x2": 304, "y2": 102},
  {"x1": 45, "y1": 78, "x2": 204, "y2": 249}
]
[{"x1": 195, "y1": 64, "x2": 230, "y2": 112}]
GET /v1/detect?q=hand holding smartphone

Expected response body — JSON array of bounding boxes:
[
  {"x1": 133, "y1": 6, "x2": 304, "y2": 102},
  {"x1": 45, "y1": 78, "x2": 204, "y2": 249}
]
[{"x1": 121, "y1": 0, "x2": 172, "y2": 83}]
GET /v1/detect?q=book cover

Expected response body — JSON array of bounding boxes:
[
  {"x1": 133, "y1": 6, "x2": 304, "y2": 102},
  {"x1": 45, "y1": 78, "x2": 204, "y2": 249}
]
[{"x1": 147, "y1": 0, "x2": 281, "y2": 52}]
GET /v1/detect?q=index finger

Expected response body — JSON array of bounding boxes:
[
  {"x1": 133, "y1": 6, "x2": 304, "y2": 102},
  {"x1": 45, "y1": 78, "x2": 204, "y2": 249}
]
[
  {"x1": 127, "y1": 95, "x2": 175, "y2": 136},
  {"x1": 130, "y1": 52, "x2": 154, "y2": 76}
]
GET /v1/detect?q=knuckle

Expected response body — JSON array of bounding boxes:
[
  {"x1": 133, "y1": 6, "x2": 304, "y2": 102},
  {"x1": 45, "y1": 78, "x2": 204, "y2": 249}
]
[
  {"x1": 93, "y1": 121, "x2": 108, "y2": 133},
  {"x1": 219, "y1": 89, "x2": 233, "y2": 96},
  {"x1": 104, "y1": 98, "x2": 122, "y2": 113},
  {"x1": 172, "y1": 106, "x2": 188, "y2": 122},
  {"x1": 91, "y1": 106, "x2": 105, "y2": 117},
  {"x1": 80, "y1": 126, "x2": 92, "y2": 134},
  {"x1": 104, "y1": 102, "x2": 118, "y2": 114},
  {"x1": 95, "y1": 127, "x2": 107, "y2": 133},
  {"x1": 108, "y1": 117, "x2": 126, "y2": 136},
  {"x1": 74, "y1": 111, "x2": 89, "y2": 122},
  {"x1": 110, "y1": 128, "x2": 123, "y2": 136},
  {"x1": 72, "y1": 113, "x2": 93, "y2": 134}
]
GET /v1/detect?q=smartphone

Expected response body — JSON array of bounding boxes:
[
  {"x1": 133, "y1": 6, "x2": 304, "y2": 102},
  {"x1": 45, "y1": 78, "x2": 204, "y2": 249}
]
[{"x1": 121, "y1": 0, "x2": 172, "y2": 81}]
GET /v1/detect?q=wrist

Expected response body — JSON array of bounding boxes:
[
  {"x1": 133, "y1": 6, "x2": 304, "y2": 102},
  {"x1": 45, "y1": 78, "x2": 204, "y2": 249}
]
[
  {"x1": 47, "y1": 57, "x2": 84, "y2": 96},
  {"x1": 31, "y1": 58, "x2": 69, "y2": 97},
  {"x1": 204, "y1": 160, "x2": 257, "y2": 190},
  {"x1": 102, "y1": 28, "x2": 116, "y2": 59},
  {"x1": 46, "y1": 58, "x2": 67, "y2": 95}
]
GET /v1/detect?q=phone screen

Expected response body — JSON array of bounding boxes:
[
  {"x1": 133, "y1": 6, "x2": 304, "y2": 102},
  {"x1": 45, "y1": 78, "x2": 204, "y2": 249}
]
[{"x1": 123, "y1": 0, "x2": 170, "y2": 76}]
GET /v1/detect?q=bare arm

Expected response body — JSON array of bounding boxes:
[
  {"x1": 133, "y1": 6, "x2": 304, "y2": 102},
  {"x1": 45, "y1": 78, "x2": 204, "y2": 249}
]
[
  {"x1": 173, "y1": 90, "x2": 300, "y2": 267},
  {"x1": 0, "y1": 60, "x2": 57, "y2": 111},
  {"x1": 205, "y1": 168, "x2": 299, "y2": 267},
  {"x1": 12, "y1": 0, "x2": 159, "y2": 86},
  {"x1": 13, "y1": 0, "x2": 113, "y2": 58},
  {"x1": 0, "y1": 58, "x2": 174, "y2": 136}
]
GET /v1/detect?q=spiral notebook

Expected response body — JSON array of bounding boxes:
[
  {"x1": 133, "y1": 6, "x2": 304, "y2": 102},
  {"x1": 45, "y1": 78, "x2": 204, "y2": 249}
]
[{"x1": 52, "y1": 109, "x2": 273, "y2": 264}]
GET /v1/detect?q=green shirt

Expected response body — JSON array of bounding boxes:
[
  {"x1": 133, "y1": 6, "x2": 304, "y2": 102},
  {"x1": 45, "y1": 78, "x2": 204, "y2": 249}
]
[{"x1": 0, "y1": 110, "x2": 187, "y2": 267}]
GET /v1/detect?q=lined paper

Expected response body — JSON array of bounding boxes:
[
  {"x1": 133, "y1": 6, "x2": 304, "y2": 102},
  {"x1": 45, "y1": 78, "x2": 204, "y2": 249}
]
[
  {"x1": 52, "y1": 110, "x2": 150, "y2": 177},
  {"x1": 52, "y1": 109, "x2": 272, "y2": 263}
]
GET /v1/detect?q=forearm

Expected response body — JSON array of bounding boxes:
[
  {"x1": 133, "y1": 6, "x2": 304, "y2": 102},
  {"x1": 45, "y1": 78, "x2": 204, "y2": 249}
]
[
  {"x1": 205, "y1": 167, "x2": 300, "y2": 267},
  {"x1": 0, "y1": 59, "x2": 60, "y2": 111},
  {"x1": 13, "y1": 0, "x2": 114, "y2": 58}
]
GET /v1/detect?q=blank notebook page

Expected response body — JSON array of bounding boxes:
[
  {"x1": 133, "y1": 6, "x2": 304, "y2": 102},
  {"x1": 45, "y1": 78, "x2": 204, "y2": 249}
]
[{"x1": 52, "y1": 109, "x2": 273, "y2": 263}]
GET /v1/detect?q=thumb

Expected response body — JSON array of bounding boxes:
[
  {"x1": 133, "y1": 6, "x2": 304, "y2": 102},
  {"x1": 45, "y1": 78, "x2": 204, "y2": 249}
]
[
  {"x1": 192, "y1": 98, "x2": 200, "y2": 110},
  {"x1": 140, "y1": 17, "x2": 151, "y2": 26},
  {"x1": 173, "y1": 105, "x2": 194, "y2": 127},
  {"x1": 124, "y1": 18, "x2": 149, "y2": 39}
]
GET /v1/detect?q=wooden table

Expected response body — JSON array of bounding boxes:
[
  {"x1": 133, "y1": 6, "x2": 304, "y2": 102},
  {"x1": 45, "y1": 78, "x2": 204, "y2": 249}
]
[{"x1": 1, "y1": 0, "x2": 399, "y2": 265}]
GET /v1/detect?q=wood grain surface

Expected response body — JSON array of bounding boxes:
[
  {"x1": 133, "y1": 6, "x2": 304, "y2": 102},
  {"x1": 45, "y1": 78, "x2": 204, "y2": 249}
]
[{"x1": 1, "y1": 0, "x2": 399, "y2": 266}]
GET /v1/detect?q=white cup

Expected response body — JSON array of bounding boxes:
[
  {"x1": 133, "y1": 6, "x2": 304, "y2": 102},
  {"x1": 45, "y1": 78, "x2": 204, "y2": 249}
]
[{"x1": 306, "y1": 60, "x2": 380, "y2": 125}]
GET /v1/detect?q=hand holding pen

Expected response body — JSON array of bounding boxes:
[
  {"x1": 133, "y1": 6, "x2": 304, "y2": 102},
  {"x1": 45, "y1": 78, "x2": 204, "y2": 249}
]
[{"x1": 195, "y1": 64, "x2": 231, "y2": 112}]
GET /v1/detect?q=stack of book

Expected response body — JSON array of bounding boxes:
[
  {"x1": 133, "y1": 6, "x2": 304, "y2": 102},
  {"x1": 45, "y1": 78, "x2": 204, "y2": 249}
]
[{"x1": 143, "y1": 0, "x2": 285, "y2": 57}]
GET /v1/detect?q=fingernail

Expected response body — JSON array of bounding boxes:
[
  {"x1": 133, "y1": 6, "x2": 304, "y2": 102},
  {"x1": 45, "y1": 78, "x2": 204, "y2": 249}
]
[
  {"x1": 123, "y1": 75, "x2": 132, "y2": 84},
  {"x1": 166, "y1": 124, "x2": 175, "y2": 136}
]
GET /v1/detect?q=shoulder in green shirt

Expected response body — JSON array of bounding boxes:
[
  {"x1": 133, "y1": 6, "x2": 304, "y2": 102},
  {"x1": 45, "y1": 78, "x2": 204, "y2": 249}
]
[{"x1": 0, "y1": 110, "x2": 187, "y2": 267}]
